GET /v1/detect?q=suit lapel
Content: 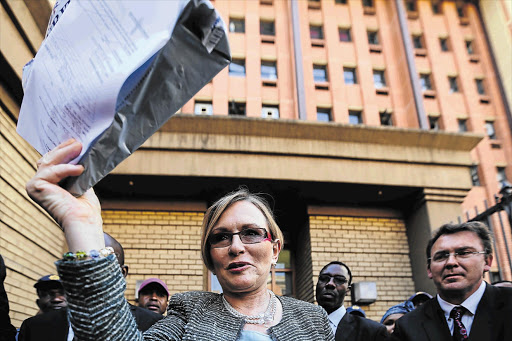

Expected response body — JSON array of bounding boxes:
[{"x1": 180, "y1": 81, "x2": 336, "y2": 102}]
[
  {"x1": 468, "y1": 283, "x2": 500, "y2": 341},
  {"x1": 421, "y1": 299, "x2": 452, "y2": 341}
]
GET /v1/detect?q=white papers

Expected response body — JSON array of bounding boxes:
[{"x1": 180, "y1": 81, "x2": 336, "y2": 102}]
[{"x1": 17, "y1": 0, "x2": 189, "y2": 163}]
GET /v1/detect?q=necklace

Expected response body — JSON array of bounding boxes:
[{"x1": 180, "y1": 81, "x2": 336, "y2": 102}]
[{"x1": 222, "y1": 290, "x2": 277, "y2": 326}]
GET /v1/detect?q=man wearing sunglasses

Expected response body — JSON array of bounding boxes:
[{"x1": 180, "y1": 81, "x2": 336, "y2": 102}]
[
  {"x1": 316, "y1": 261, "x2": 388, "y2": 341},
  {"x1": 392, "y1": 221, "x2": 512, "y2": 341}
]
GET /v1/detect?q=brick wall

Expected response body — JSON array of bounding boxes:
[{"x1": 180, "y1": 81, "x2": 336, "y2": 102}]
[
  {"x1": 1, "y1": 108, "x2": 67, "y2": 327},
  {"x1": 309, "y1": 211, "x2": 415, "y2": 322},
  {"x1": 101, "y1": 209, "x2": 206, "y2": 303}
]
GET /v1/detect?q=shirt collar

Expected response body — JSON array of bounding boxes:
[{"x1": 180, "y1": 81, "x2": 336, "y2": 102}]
[
  {"x1": 328, "y1": 305, "x2": 346, "y2": 328},
  {"x1": 437, "y1": 280, "x2": 486, "y2": 317}
]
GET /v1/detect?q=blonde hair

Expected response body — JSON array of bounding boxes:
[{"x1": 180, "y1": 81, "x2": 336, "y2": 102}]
[{"x1": 200, "y1": 188, "x2": 284, "y2": 271}]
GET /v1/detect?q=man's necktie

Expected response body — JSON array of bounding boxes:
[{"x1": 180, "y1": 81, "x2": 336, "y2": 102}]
[{"x1": 450, "y1": 306, "x2": 469, "y2": 340}]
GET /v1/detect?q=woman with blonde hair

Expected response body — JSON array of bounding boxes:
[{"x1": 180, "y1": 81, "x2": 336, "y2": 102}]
[{"x1": 27, "y1": 139, "x2": 333, "y2": 340}]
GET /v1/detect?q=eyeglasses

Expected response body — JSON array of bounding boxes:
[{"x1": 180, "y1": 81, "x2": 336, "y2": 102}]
[
  {"x1": 429, "y1": 249, "x2": 487, "y2": 263},
  {"x1": 209, "y1": 227, "x2": 272, "y2": 248},
  {"x1": 318, "y1": 274, "x2": 348, "y2": 285}
]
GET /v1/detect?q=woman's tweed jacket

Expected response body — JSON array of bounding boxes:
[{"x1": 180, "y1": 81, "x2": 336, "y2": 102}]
[{"x1": 57, "y1": 255, "x2": 334, "y2": 341}]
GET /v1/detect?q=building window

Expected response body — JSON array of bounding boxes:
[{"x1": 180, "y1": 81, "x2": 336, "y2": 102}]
[
  {"x1": 448, "y1": 76, "x2": 459, "y2": 93},
  {"x1": 310, "y1": 25, "x2": 324, "y2": 40},
  {"x1": 261, "y1": 105, "x2": 279, "y2": 119},
  {"x1": 339, "y1": 28, "x2": 352, "y2": 42},
  {"x1": 440, "y1": 38, "x2": 449, "y2": 52},
  {"x1": 456, "y1": 3, "x2": 466, "y2": 18},
  {"x1": 380, "y1": 111, "x2": 393, "y2": 126},
  {"x1": 228, "y1": 101, "x2": 246, "y2": 116},
  {"x1": 373, "y1": 70, "x2": 386, "y2": 89},
  {"x1": 260, "y1": 20, "x2": 275, "y2": 36},
  {"x1": 367, "y1": 31, "x2": 379, "y2": 45},
  {"x1": 348, "y1": 110, "x2": 362, "y2": 125},
  {"x1": 420, "y1": 74, "x2": 433, "y2": 91},
  {"x1": 343, "y1": 67, "x2": 357, "y2": 85},
  {"x1": 363, "y1": 0, "x2": 374, "y2": 7},
  {"x1": 475, "y1": 79, "x2": 485, "y2": 95},
  {"x1": 229, "y1": 59, "x2": 246, "y2": 77},
  {"x1": 497, "y1": 167, "x2": 508, "y2": 184},
  {"x1": 458, "y1": 119, "x2": 468, "y2": 132},
  {"x1": 432, "y1": 1, "x2": 442, "y2": 14},
  {"x1": 194, "y1": 101, "x2": 213, "y2": 115},
  {"x1": 229, "y1": 18, "x2": 245, "y2": 33},
  {"x1": 470, "y1": 165, "x2": 480, "y2": 186},
  {"x1": 313, "y1": 64, "x2": 328, "y2": 82},
  {"x1": 406, "y1": 0, "x2": 417, "y2": 12},
  {"x1": 317, "y1": 108, "x2": 331, "y2": 122},
  {"x1": 466, "y1": 40, "x2": 474, "y2": 55},
  {"x1": 485, "y1": 121, "x2": 496, "y2": 140},
  {"x1": 308, "y1": 0, "x2": 321, "y2": 9},
  {"x1": 270, "y1": 249, "x2": 294, "y2": 297},
  {"x1": 261, "y1": 61, "x2": 277, "y2": 80},
  {"x1": 429, "y1": 116, "x2": 440, "y2": 130},
  {"x1": 412, "y1": 35, "x2": 424, "y2": 49}
]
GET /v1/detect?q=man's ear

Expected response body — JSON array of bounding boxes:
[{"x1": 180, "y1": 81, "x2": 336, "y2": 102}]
[
  {"x1": 36, "y1": 299, "x2": 43, "y2": 310},
  {"x1": 121, "y1": 265, "x2": 129, "y2": 278},
  {"x1": 427, "y1": 266, "x2": 433, "y2": 279},
  {"x1": 483, "y1": 254, "x2": 493, "y2": 273}
]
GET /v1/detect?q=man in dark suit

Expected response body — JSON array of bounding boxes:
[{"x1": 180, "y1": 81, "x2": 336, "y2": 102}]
[
  {"x1": 18, "y1": 233, "x2": 162, "y2": 340},
  {"x1": 104, "y1": 233, "x2": 164, "y2": 328},
  {"x1": 392, "y1": 221, "x2": 512, "y2": 341},
  {"x1": 316, "y1": 261, "x2": 388, "y2": 341},
  {"x1": 0, "y1": 255, "x2": 17, "y2": 341}
]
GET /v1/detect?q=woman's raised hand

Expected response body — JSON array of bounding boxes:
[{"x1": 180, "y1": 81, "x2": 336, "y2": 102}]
[{"x1": 26, "y1": 139, "x2": 105, "y2": 252}]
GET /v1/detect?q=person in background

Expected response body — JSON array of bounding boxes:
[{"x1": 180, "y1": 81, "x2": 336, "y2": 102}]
[
  {"x1": 18, "y1": 275, "x2": 70, "y2": 341},
  {"x1": 392, "y1": 222, "x2": 512, "y2": 341},
  {"x1": 0, "y1": 255, "x2": 17, "y2": 341},
  {"x1": 137, "y1": 278, "x2": 169, "y2": 315},
  {"x1": 380, "y1": 301, "x2": 414, "y2": 335},
  {"x1": 32, "y1": 275, "x2": 67, "y2": 314},
  {"x1": 103, "y1": 233, "x2": 164, "y2": 330},
  {"x1": 316, "y1": 261, "x2": 388, "y2": 341},
  {"x1": 492, "y1": 280, "x2": 512, "y2": 288},
  {"x1": 346, "y1": 305, "x2": 366, "y2": 318},
  {"x1": 407, "y1": 291, "x2": 432, "y2": 308},
  {"x1": 26, "y1": 139, "x2": 333, "y2": 340}
]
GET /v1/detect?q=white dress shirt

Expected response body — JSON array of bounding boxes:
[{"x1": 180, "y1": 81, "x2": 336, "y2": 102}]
[
  {"x1": 437, "y1": 280, "x2": 486, "y2": 336},
  {"x1": 328, "y1": 305, "x2": 346, "y2": 335}
]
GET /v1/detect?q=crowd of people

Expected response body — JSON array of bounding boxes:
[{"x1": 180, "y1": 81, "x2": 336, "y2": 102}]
[{"x1": 0, "y1": 139, "x2": 511, "y2": 340}]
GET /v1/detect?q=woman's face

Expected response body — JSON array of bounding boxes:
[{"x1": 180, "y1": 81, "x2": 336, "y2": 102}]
[
  {"x1": 382, "y1": 313, "x2": 405, "y2": 334},
  {"x1": 209, "y1": 200, "x2": 280, "y2": 296}
]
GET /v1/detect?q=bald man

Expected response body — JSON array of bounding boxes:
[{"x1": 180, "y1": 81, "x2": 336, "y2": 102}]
[{"x1": 104, "y1": 233, "x2": 163, "y2": 330}]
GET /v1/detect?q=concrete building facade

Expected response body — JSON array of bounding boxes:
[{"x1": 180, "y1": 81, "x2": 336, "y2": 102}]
[{"x1": 1, "y1": 0, "x2": 511, "y2": 325}]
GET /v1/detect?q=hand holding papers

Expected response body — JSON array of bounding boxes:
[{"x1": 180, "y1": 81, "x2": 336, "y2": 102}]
[{"x1": 18, "y1": 0, "x2": 231, "y2": 196}]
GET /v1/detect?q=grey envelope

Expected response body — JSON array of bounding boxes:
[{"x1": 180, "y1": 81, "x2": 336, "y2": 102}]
[{"x1": 63, "y1": 0, "x2": 231, "y2": 196}]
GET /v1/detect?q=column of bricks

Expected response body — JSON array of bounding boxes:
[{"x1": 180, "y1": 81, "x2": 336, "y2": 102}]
[
  {"x1": 102, "y1": 210, "x2": 205, "y2": 303},
  {"x1": 310, "y1": 214, "x2": 415, "y2": 322}
]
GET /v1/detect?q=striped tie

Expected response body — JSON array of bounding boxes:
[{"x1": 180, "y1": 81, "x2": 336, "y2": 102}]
[{"x1": 450, "y1": 306, "x2": 469, "y2": 340}]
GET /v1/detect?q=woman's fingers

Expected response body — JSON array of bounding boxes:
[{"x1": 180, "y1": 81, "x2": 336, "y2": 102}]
[{"x1": 37, "y1": 139, "x2": 82, "y2": 168}]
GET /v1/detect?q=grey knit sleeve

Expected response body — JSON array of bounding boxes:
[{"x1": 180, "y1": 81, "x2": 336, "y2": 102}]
[{"x1": 56, "y1": 255, "x2": 143, "y2": 341}]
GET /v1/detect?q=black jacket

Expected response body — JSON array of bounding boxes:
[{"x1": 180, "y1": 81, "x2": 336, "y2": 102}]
[
  {"x1": 335, "y1": 313, "x2": 388, "y2": 341},
  {"x1": 392, "y1": 283, "x2": 512, "y2": 341},
  {"x1": 18, "y1": 303, "x2": 163, "y2": 340},
  {"x1": 0, "y1": 255, "x2": 17, "y2": 341}
]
